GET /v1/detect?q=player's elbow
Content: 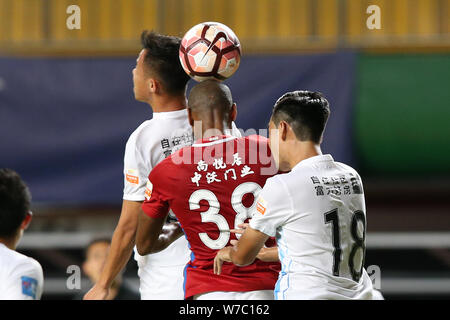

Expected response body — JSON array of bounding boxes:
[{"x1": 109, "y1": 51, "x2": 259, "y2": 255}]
[
  {"x1": 135, "y1": 230, "x2": 155, "y2": 255},
  {"x1": 136, "y1": 246, "x2": 148, "y2": 256},
  {"x1": 231, "y1": 252, "x2": 254, "y2": 267},
  {"x1": 136, "y1": 239, "x2": 154, "y2": 256}
]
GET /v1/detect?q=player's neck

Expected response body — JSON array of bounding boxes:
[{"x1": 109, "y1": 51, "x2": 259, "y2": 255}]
[
  {"x1": 200, "y1": 120, "x2": 232, "y2": 140},
  {"x1": 0, "y1": 235, "x2": 19, "y2": 251},
  {"x1": 287, "y1": 142, "x2": 322, "y2": 170},
  {"x1": 148, "y1": 93, "x2": 187, "y2": 113}
]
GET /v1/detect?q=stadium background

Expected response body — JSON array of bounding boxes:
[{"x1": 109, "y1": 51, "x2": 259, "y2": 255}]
[{"x1": 0, "y1": 0, "x2": 449, "y2": 299}]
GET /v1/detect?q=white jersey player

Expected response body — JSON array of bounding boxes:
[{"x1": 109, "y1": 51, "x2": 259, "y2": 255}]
[
  {"x1": 84, "y1": 31, "x2": 240, "y2": 300},
  {"x1": 0, "y1": 169, "x2": 44, "y2": 300},
  {"x1": 124, "y1": 109, "x2": 192, "y2": 299},
  {"x1": 250, "y1": 155, "x2": 375, "y2": 299},
  {"x1": 215, "y1": 91, "x2": 381, "y2": 300},
  {"x1": 0, "y1": 243, "x2": 44, "y2": 300}
]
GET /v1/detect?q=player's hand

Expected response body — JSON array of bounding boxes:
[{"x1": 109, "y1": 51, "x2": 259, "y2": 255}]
[
  {"x1": 230, "y1": 222, "x2": 250, "y2": 235},
  {"x1": 83, "y1": 284, "x2": 110, "y2": 300},
  {"x1": 213, "y1": 246, "x2": 232, "y2": 275}
]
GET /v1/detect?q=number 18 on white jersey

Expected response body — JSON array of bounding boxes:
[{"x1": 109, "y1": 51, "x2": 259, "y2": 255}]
[{"x1": 250, "y1": 155, "x2": 377, "y2": 300}]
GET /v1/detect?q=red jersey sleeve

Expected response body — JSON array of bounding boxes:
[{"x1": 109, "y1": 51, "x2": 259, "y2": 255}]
[{"x1": 141, "y1": 160, "x2": 171, "y2": 220}]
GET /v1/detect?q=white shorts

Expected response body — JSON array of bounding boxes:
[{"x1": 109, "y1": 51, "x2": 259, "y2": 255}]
[
  {"x1": 139, "y1": 263, "x2": 186, "y2": 300},
  {"x1": 136, "y1": 237, "x2": 190, "y2": 300},
  {"x1": 194, "y1": 290, "x2": 274, "y2": 300}
]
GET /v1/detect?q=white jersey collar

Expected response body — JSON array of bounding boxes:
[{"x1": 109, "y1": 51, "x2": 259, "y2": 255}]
[
  {"x1": 292, "y1": 154, "x2": 334, "y2": 171},
  {"x1": 152, "y1": 108, "x2": 188, "y2": 120}
]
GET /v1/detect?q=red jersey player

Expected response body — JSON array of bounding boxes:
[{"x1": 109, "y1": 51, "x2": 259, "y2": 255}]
[{"x1": 136, "y1": 80, "x2": 280, "y2": 300}]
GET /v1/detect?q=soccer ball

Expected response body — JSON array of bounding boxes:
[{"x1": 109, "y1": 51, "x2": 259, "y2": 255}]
[{"x1": 179, "y1": 22, "x2": 241, "y2": 82}]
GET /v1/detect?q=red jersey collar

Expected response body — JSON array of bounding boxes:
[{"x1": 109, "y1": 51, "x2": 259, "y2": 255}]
[{"x1": 192, "y1": 135, "x2": 237, "y2": 147}]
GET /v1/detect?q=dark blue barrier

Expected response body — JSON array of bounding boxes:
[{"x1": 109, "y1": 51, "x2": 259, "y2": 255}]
[{"x1": 0, "y1": 52, "x2": 356, "y2": 205}]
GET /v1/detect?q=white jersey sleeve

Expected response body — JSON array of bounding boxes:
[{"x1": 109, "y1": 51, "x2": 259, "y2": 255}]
[
  {"x1": 1, "y1": 257, "x2": 44, "y2": 300},
  {"x1": 123, "y1": 126, "x2": 151, "y2": 202},
  {"x1": 249, "y1": 175, "x2": 293, "y2": 237}
]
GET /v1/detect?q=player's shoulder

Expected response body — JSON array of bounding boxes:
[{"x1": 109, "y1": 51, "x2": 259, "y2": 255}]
[
  {"x1": 237, "y1": 134, "x2": 270, "y2": 152},
  {"x1": 278, "y1": 163, "x2": 317, "y2": 191},
  {"x1": 334, "y1": 161, "x2": 362, "y2": 178},
  {"x1": 261, "y1": 173, "x2": 289, "y2": 194},
  {"x1": 0, "y1": 245, "x2": 42, "y2": 275},
  {"x1": 243, "y1": 134, "x2": 269, "y2": 144},
  {"x1": 126, "y1": 119, "x2": 158, "y2": 146}
]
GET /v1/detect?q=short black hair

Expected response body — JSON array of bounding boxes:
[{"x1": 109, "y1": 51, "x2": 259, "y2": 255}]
[
  {"x1": 188, "y1": 80, "x2": 233, "y2": 114},
  {"x1": 0, "y1": 169, "x2": 31, "y2": 238},
  {"x1": 271, "y1": 91, "x2": 330, "y2": 143},
  {"x1": 140, "y1": 30, "x2": 191, "y2": 95}
]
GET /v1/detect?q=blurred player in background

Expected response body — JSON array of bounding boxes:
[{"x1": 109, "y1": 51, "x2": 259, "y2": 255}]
[
  {"x1": 0, "y1": 169, "x2": 44, "y2": 300},
  {"x1": 84, "y1": 31, "x2": 240, "y2": 300},
  {"x1": 136, "y1": 80, "x2": 280, "y2": 300},
  {"x1": 74, "y1": 238, "x2": 139, "y2": 300},
  {"x1": 215, "y1": 91, "x2": 380, "y2": 300}
]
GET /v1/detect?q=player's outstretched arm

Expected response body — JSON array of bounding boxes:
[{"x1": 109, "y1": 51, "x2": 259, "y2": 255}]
[
  {"x1": 83, "y1": 200, "x2": 141, "y2": 300},
  {"x1": 229, "y1": 239, "x2": 279, "y2": 262},
  {"x1": 231, "y1": 227, "x2": 269, "y2": 266}
]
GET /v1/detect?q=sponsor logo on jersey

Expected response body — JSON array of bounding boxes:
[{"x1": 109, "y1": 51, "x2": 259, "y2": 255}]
[
  {"x1": 21, "y1": 276, "x2": 38, "y2": 299},
  {"x1": 144, "y1": 180, "x2": 153, "y2": 201},
  {"x1": 126, "y1": 169, "x2": 139, "y2": 185},
  {"x1": 256, "y1": 197, "x2": 267, "y2": 215}
]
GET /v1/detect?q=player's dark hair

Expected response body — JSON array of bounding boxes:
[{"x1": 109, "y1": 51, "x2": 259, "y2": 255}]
[
  {"x1": 0, "y1": 169, "x2": 31, "y2": 238},
  {"x1": 188, "y1": 80, "x2": 233, "y2": 114},
  {"x1": 140, "y1": 30, "x2": 191, "y2": 95},
  {"x1": 271, "y1": 91, "x2": 330, "y2": 144}
]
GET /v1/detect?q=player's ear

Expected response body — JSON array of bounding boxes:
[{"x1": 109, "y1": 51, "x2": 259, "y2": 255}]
[
  {"x1": 230, "y1": 103, "x2": 237, "y2": 122},
  {"x1": 148, "y1": 78, "x2": 158, "y2": 94},
  {"x1": 20, "y1": 211, "x2": 33, "y2": 231},
  {"x1": 279, "y1": 121, "x2": 288, "y2": 141}
]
